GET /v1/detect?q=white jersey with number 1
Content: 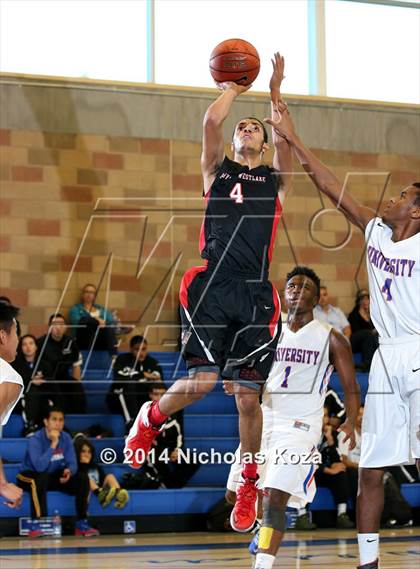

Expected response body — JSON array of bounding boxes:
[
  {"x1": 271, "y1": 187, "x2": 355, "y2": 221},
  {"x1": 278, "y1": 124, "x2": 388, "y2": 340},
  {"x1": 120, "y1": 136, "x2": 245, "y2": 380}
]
[
  {"x1": 262, "y1": 319, "x2": 334, "y2": 441},
  {"x1": 360, "y1": 217, "x2": 420, "y2": 468},
  {"x1": 226, "y1": 319, "x2": 334, "y2": 509}
]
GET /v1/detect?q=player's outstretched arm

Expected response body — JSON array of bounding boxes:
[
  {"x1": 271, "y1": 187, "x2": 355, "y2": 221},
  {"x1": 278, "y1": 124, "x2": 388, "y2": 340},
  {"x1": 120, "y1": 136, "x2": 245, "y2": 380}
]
[
  {"x1": 329, "y1": 329, "x2": 360, "y2": 450},
  {"x1": 264, "y1": 111, "x2": 375, "y2": 231},
  {"x1": 269, "y1": 52, "x2": 292, "y2": 200},
  {"x1": 201, "y1": 82, "x2": 250, "y2": 194}
]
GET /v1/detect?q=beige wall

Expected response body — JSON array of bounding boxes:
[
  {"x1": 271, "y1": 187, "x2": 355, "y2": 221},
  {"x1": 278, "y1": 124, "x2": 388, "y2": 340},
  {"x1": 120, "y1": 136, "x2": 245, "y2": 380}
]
[{"x1": 1, "y1": 76, "x2": 419, "y2": 349}]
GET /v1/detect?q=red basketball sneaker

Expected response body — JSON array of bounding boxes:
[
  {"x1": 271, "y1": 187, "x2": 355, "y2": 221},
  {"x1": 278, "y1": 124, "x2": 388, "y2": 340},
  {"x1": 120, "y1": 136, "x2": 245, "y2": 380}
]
[
  {"x1": 230, "y1": 475, "x2": 258, "y2": 532},
  {"x1": 124, "y1": 401, "x2": 164, "y2": 469}
]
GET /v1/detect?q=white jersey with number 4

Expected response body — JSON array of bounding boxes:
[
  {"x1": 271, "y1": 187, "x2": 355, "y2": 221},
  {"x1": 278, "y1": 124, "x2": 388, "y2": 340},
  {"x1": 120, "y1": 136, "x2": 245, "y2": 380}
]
[
  {"x1": 262, "y1": 319, "x2": 334, "y2": 440},
  {"x1": 360, "y1": 218, "x2": 420, "y2": 468},
  {"x1": 365, "y1": 217, "x2": 420, "y2": 338}
]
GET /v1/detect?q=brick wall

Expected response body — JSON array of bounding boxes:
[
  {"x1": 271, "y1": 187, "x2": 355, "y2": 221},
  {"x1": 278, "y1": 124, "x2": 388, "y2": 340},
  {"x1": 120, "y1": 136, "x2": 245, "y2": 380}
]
[{"x1": 1, "y1": 128, "x2": 419, "y2": 349}]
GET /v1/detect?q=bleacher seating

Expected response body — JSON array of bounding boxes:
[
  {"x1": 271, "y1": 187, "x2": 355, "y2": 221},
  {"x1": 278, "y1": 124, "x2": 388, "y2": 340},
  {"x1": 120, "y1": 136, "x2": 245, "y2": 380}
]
[{"x1": 1, "y1": 350, "x2": 418, "y2": 525}]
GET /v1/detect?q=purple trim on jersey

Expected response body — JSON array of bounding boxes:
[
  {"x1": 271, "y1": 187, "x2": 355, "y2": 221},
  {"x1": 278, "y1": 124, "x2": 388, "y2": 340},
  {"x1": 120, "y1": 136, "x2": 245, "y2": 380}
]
[
  {"x1": 318, "y1": 363, "x2": 334, "y2": 394},
  {"x1": 303, "y1": 464, "x2": 315, "y2": 495}
]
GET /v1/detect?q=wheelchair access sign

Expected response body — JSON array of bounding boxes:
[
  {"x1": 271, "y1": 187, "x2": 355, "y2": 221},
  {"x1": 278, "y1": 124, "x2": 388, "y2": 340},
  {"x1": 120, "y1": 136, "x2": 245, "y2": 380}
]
[{"x1": 123, "y1": 520, "x2": 136, "y2": 534}]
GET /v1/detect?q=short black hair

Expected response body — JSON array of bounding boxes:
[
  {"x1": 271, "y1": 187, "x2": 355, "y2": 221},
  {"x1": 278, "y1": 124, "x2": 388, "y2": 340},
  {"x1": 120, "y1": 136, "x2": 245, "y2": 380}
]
[
  {"x1": 412, "y1": 182, "x2": 420, "y2": 206},
  {"x1": 286, "y1": 266, "x2": 321, "y2": 298},
  {"x1": 44, "y1": 406, "x2": 64, "y2": 420},
  {"x1": 0, "y1": 303, "x2": 19, "y2": 334},
  {"x1": 130, "y1": 335, "x2": 147, "y2": 348},
  {"x1": 0, "y1": 296, "x2": 11, "y2": 305},
  {"x1": 232, "y1": 117, "x2": 268, "y2": 144},
  {"x1": 48, "y1": 313, "x2": 66, "y2": 325}
]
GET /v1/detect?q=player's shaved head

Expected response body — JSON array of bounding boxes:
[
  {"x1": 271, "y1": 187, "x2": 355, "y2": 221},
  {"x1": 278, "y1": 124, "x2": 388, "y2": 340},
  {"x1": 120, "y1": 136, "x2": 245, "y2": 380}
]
[
  {"x1": 383, "y1": 183, "x2": 420, "y2": 226},
  {"x1": 286, "y1": 266, "x2": 321, "y2": 298}
]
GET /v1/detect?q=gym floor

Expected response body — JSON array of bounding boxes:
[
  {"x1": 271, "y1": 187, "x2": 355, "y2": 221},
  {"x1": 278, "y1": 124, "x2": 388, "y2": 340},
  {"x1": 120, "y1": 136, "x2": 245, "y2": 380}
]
[{"x1": 0, "y1": 528, "x2": 419, "y2": 568}]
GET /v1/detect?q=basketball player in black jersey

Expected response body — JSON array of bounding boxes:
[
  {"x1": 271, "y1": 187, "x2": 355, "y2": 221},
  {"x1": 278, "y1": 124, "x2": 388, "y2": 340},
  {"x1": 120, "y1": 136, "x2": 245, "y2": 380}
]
[{"x1": 124, "y1": 53, "x2": 292, "y2": 532}]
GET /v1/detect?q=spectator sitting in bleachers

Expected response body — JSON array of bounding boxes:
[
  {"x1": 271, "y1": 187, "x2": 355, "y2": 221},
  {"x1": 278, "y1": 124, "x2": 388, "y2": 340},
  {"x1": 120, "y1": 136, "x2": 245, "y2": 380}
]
[
  {"x1": 147, "y1": 383, "x2": 199, "y2": 489},
  {"x1": 74, "y1": 436, "x2": 129, "y2": 509},
  {"x1": 348, "y1": 289, "x2": 379, "y2": 372},
  {"x1": 314, "y1": 286, "x2": 351, "y2": 339},
  {"x1": 106, "y1": 335, "x2": 163, "y2": 429},
  {"x1": 324, "y1": 388, "x2": 346, "y2": 429},
  {"x1": 338, "y1": 405, "x2": 363, "y2": 518},
  {"x1": 17, "y1": 407, "x2": 99, "y2": 537},
  {"x1": 315, "y1": 407, "x2": 354, "y2": 529},
  {"x1": 69, "y1": 284, "x2": 119, "y2": 355},
  {"x1": 12, "y1": 334, "x2": 56, "y2": 436},
  {"x1": 37, "y1": 314, "x2": 86, "y2": 414}
]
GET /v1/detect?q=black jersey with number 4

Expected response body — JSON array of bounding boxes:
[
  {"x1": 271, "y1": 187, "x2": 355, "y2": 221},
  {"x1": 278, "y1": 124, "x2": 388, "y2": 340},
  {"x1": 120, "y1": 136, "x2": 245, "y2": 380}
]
[{"x1": 200, "y1": 156, "x2": 282, "y2": 277}]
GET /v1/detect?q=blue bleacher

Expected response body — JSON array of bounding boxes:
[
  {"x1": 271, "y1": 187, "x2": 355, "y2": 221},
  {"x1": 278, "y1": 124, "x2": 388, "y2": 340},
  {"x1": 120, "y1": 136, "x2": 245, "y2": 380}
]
[
  {"x1": 0, "y1": 488, "x2": 226, "y2": 518},
  {"x1": 1, "y1": 350, "x2": 419, "y2": 524}
]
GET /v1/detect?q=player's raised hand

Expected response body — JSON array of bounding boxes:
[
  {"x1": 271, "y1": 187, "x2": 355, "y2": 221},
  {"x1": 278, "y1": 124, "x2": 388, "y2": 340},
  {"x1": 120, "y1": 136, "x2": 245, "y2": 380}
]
[
  {"x1": 338, "y1": 419, "x2": 357, "y2": 450},
  {"x1": 215, "y1": 81, "x2": 252, "y2": 96},
  {"x1": 269, "y1": 52, "x2": 285, "y2": 103},
  {"x1": 264, "y1": 105, "x2": 295, "y2": 141}
]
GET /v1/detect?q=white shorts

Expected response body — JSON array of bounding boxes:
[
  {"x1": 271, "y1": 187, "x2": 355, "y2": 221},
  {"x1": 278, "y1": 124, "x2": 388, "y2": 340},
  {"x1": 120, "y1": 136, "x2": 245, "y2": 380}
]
[
  {"x1": 226, "y1": 429, "x2": 320, "y2": 509},
  {"x1": 360, "y1": 335, "x2": 420, "y2": 468}
]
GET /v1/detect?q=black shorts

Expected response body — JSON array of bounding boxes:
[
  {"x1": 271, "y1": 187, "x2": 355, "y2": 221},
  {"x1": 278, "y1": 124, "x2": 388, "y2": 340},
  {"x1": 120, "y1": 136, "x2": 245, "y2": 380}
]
[{"x1": 179, "y1": 265, "x2": 281, "y2": 391}]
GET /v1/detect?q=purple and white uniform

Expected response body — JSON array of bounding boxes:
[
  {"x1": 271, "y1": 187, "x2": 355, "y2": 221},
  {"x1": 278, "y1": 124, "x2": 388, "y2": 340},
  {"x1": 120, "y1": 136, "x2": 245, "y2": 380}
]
[
  {"x1": 227, "y1": 320, "x2": 333, "y2": 509},
  {"x1": 360, "y1": 217, "x2": 420, "y2": 468}
]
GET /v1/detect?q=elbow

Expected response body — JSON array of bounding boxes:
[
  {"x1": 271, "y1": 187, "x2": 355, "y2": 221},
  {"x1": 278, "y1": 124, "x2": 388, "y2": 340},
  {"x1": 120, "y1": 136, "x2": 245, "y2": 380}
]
[{"x1": 203, "y1": 111, "x2": 222, "y2": 129}]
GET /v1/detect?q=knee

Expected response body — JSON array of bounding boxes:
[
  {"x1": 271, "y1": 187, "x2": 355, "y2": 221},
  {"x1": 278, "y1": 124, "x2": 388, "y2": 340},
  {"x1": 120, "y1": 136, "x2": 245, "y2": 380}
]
[
  {"x1": 235, "y1": 391, "x2": 260, "y2": 415},
  {"x1": 263, "y1": 488, "x2": 289, "y2": 511},
  {"x1": 186, "y1": 372, "x2": 217, "y2": 400},
  {"x1": 358, "y1": 468, "x2": 384, "y2": 492},
  {"x1": 262, "y1": 489, "x2": 288, "y2": 532}
]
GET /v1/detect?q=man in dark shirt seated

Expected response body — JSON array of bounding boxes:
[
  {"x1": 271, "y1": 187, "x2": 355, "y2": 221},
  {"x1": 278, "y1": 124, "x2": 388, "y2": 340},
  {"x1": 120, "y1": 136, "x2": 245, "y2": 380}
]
[
  {"x1": 17, "y1": 407, "x2": 99, "y2": 537},
  {"x1": 12, "y1": 334, "x2": 56, "y2": 435},
  {"x1": 348, "y1": 290, "x2": 378, "y2": 372},
  {"x1": 106, "y1": 335, "x2": 163, "y2": 429},
  {"x1": 37, "y1": 314, "x2": 86, "y2": 414}
]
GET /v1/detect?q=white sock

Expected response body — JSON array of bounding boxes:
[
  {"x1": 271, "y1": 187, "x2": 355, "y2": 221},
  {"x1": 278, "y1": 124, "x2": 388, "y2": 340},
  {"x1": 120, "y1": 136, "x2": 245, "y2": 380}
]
[
  {"x1": 254, "y1": 553, "x2": 275, "y2": 569},
  {"x1": 297, "y1": 507, "x2": 306, "y2": 516},
  {"x1": 358, "y1": 533, "x2": 379, "y2": 565},
  {"x1": 337, "y1": 503, "x2": 347, "y2": 515}
]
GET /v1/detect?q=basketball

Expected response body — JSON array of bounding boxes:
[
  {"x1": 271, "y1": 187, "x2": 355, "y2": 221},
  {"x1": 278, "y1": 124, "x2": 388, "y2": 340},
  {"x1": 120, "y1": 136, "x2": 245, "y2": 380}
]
[{"x1": 209, "y1": 38, "x2": 260, "y2": 86}]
